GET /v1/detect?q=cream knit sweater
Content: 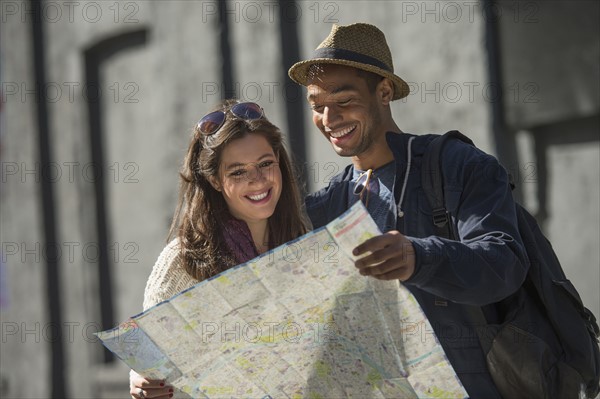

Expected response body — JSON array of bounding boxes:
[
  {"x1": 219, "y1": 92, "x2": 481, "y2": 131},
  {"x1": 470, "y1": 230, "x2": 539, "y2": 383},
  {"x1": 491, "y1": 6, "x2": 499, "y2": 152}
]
[{"x1": 142, "y1": 239, "x2": 200, "y2": 311}]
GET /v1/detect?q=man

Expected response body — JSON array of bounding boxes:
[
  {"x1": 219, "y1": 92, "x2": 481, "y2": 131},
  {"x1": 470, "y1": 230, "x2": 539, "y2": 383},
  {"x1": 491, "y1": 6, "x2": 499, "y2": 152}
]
[{"x1": 289, "y1": 22, "x2": 528, "y2": 398}]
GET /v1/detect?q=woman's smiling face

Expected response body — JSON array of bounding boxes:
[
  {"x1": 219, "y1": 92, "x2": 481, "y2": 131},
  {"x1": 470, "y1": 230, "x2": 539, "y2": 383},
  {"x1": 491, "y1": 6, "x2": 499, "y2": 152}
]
[{"x1": 215, "y1": 133, "x2": 282, "y2": 224}]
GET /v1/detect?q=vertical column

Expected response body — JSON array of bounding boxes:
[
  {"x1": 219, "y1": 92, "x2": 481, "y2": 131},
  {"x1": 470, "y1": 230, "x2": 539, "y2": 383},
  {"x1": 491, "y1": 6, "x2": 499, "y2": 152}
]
[
  {"x1": 83, "y1": 29, "x2": 147, "y2": 363},
  {"x1": 29, "y1": 0, "x2": 66, "y2": 395}
]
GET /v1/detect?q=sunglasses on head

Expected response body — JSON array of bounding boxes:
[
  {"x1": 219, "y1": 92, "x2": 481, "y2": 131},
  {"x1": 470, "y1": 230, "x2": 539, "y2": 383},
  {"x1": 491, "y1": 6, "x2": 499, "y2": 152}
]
[{"x1": 197, "y1": 102, "x2": 264, "y2": 136}]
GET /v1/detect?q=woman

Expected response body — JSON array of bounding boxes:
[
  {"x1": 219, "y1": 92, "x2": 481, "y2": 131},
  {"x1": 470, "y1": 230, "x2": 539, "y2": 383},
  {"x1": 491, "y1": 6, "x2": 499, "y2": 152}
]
[{"x1": 129, "y1": 100, "x2": 308, "y2": 399}]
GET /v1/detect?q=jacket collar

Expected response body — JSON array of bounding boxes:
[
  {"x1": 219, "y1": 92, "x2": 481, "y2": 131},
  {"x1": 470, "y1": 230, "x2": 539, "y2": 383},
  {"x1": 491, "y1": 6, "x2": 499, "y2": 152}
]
[
  {"x1": 386, "y1": 131, "x2": 410, "y2": 163},
  {"x1": 386, "y1": 131, "x2": 430, "y2": 162}
]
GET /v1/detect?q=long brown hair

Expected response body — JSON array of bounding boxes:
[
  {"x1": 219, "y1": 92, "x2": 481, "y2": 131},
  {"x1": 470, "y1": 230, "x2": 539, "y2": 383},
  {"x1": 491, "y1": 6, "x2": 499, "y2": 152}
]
[{"x1": 169, "y1": 100, "x2": 308, "y2": 281}]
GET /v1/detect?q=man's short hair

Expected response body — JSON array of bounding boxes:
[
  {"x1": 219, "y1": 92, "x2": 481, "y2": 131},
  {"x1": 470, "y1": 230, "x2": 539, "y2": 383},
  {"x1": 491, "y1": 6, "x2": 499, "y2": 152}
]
[{"x1": 356, "y1": 69, "x2": 384, "y2": 94}]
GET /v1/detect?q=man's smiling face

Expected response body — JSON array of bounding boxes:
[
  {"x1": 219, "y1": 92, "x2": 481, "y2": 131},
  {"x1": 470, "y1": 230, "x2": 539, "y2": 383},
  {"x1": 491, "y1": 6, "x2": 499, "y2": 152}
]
[{"x1": 307, "y1": 64, "x2": 384, "y2": 158}]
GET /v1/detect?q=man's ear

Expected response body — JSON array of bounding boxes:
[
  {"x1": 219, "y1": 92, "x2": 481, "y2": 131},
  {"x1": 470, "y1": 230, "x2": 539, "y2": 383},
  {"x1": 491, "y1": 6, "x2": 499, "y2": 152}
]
[
  {"x1": 378, "y1": 78, "x2": 395, "y2": 105},
  {"x1": 208, "y1": 176, "x2": 222, "y2": 192}
]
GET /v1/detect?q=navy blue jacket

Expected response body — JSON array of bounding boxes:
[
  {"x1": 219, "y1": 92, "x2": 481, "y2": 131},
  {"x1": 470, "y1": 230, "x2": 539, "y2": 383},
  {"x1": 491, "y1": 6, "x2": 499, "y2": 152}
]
[{"x1": 306, "y1": 132, "x2": 529, "y2": 398}]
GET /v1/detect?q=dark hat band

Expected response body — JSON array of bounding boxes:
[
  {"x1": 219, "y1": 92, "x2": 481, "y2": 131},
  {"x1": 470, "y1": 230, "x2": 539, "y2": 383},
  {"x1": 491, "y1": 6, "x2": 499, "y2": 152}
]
[{"x1": 312, "y1": 48, "x2": 392, "y2": 72}]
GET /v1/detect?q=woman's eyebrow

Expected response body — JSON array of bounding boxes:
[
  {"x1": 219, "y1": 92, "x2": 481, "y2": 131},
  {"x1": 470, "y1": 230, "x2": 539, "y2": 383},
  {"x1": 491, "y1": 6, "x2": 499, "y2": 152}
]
[{"x1": 224, "y1": 153, "x2": 274, "y2": 170}]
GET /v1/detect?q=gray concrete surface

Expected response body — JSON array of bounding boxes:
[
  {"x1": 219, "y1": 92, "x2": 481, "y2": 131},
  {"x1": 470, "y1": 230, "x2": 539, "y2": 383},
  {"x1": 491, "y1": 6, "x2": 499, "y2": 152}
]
[{"x1": 1, "y1": 1, "x2": 598, "y2": 397}]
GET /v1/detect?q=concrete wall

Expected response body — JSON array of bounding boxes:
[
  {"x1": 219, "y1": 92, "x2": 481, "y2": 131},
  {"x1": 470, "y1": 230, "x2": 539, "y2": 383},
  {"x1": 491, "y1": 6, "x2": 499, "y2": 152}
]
[
  {"x1": 498, "y1": 0, "x2": 600, "y2": 321},
  {"x1": 1, "y1": 5, "x2": 50, "y2": 395},
  {"x1": 1, "y1": 1, "x2": 221, "y2": 396},
  {"x1": 1, "y1": 0, "x2": 598, "y2": 397}
]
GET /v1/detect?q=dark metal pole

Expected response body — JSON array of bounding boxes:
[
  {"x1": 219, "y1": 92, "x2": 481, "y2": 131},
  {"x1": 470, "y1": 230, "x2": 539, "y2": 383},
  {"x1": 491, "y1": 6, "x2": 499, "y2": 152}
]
[
  {"x1": 83, "y1": 29, "x2": 147, "y2": 363},
  {"x1": 218, "y1": 0, "x2": 236, "y2": 99},
  {"x1": 278, "y1": 0, "x2": 307, "y2": 179},
  {"x1": 84, "y1": 49, "x2": 115, "y2": 364},
  {"x1": 30, "y1": 0, "x2": 67, "y2": 395},
  {"x1": 482, "y1": 0, "x2": 522, "y2": 201}
]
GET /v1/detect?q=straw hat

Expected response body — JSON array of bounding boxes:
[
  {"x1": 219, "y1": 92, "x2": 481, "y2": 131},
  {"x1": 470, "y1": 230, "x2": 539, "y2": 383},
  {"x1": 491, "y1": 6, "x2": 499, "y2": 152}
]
[{"x1": 288, "y1": 23, "x2": 410, "y2": 100}]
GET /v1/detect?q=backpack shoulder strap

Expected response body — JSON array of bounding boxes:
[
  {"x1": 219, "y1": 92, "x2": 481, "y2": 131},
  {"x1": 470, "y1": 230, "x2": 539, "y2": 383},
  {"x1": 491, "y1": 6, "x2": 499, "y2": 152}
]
[
  {"x1": 422, "y1": 131, "x2": 495, "y2": 353},
  {"x1": 423, "y1": 131, "x2": 566, "y2": 284},
  {"x1": 421, "y1": 130, "x2": 474, "y2": 240}
]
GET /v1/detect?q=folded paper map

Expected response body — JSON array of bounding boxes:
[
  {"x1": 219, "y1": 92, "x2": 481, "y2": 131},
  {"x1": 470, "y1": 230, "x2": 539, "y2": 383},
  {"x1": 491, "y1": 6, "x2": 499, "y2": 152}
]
[{"x1": 97, "y1": 202, "x2": 467, "y2": 398}]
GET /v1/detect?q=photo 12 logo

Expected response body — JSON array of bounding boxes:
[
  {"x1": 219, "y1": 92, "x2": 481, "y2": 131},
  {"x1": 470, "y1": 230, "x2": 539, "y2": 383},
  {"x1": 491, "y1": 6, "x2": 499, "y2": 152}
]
[
  {"x1": 200, "y1": 1, "x2": 339, "y2": 24},
  {"x1": 400, "y1": 81, "x2": 540, "y2": 104},
  {"x1": 1, "y1": 161, "x2": 140, "y2": 184},
  {"x1": 1, "y1": 321, "x2": 104, "y2": 344},
  {"x1": 1, "y1": 1, "x2": 141, "y2": 24},
  {"x1": 1, "y1": 241, "x2": 140, "y2": 264},
  {"x1": 398, "y1": 1, "x2": 540, "y2": 24},
  {"x1": 2, "y1": 81, "x2": 140, "y2": 104}
]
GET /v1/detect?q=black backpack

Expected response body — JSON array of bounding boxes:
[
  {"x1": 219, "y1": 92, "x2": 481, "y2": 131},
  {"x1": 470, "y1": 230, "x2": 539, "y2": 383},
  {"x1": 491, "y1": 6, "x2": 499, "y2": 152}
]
[{"x1": 421, "y1": 130, "x2": 600, "y2": 399}]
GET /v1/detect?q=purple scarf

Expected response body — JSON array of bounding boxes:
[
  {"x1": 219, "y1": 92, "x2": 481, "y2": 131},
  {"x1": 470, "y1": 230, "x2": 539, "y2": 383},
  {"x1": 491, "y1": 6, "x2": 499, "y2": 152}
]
[{"x1": 221, "y1": 217, "x2": 261, "y2": 264}]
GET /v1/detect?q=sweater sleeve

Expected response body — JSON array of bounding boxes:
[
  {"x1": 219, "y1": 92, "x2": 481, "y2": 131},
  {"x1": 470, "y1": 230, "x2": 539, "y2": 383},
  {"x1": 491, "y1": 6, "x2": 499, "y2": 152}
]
[{"x1": 143, "y1": 239, "x2": 199, "y2": 311}]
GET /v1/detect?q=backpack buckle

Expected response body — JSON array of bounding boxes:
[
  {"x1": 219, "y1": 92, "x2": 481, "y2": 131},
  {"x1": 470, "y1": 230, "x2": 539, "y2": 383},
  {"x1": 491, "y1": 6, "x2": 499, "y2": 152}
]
[{"x1": 432, "y1": 208, "x2": 450, "y2": 227}]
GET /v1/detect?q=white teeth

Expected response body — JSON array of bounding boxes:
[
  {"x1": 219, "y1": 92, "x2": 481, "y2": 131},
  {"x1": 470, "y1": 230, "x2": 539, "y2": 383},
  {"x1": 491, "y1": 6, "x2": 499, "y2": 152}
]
[
  {"x1": 248, "y1": 191, "x2": 268, "y2": 201},
  {"x1": 329, "y1": 125, "x2": 356, "y2": 138}
]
